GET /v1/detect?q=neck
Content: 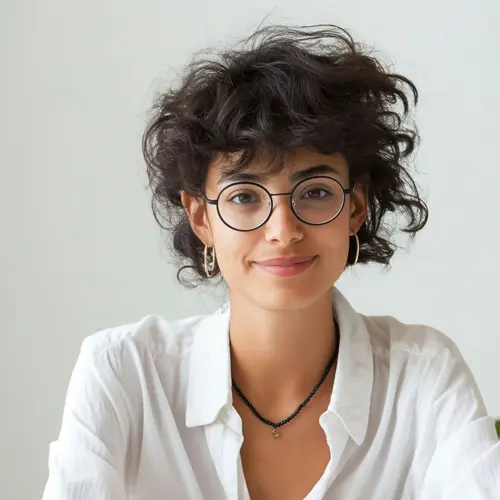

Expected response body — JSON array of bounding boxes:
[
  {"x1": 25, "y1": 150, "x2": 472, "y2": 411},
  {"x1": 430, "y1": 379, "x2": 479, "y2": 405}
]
[{"x1": 228, "y1": 290, "x2": 337, "y2": 414}]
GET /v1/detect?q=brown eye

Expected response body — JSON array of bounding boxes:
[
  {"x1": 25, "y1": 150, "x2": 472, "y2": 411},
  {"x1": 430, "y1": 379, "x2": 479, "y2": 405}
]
[
  {"x1": 228, "y1": 191, "x2": 260, "y2": 204},
  {"x1": 302, "y1": 188, "x2": 333, "y2": 199}
]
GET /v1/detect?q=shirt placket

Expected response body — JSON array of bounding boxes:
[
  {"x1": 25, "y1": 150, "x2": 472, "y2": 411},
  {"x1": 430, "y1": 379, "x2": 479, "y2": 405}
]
[
  {"x1": 305, "y1": 412, "x2": 351, "y2": 499},
  {"x1": 221, "y1": 427, "x2": 245, "y2": 499},
  {"x1": 204, "y1": 409, "x2": 246, "y2": 500}
]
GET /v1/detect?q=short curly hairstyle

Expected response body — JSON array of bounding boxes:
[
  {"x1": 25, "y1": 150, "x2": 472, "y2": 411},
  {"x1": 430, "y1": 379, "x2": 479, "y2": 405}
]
[{"x1": 143, "y1": 24, "x2": 428, "y2": 287}]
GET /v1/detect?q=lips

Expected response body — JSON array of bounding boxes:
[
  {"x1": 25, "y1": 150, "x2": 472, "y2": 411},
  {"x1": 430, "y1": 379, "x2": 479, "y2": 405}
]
[
  {"x1": 253, "y1": 255, "x2": 317, "y2": 277},
  {"x1": 255, "y1": 256, "x2": 316, "y2": 266}
]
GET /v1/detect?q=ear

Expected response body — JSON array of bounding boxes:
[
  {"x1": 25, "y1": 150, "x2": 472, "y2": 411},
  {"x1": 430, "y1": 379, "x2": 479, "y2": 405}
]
[
  {"x1": 180, "y1": 191, "x2": 214, "y2": 247},
  {"x1": 349, "y1": 182, "x2": 368, "y2": 235}
]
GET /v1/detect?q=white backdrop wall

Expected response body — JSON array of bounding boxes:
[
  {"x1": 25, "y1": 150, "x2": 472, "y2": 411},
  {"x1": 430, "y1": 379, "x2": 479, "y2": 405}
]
[{"x1": 1, "y1": 1, "x2": 499, "y2": 498}]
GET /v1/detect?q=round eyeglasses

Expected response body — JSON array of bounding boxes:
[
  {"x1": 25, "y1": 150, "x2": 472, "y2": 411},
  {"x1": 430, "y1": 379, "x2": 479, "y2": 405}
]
[{"x1": 200, "y1": 176, "x2": 355, "y2": 232}]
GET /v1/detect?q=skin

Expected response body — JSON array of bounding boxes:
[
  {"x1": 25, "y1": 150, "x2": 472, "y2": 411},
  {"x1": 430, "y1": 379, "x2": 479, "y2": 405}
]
[{"x1": 182, "y1": 147, "x2": 368, "y2": 499}]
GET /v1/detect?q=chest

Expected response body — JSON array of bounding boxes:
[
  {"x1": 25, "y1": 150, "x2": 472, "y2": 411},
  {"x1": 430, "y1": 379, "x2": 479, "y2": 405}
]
[{"x1": 235, "y1": 395, "x2": 332, "y2": 500}]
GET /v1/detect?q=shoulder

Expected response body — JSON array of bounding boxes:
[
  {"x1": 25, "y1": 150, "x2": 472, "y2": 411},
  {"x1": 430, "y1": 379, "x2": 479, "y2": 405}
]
[
  {"x1": 361, "y1": 313, "x2": 486, "y2": 417},
  {"x1": 361, "y1": 313, "x2": 462, "y2": 362},
  {"x1": 65, "y1": 312, "x2": 220, "y2": 417},
  {"x1": 360, "y1": 313, "x2": 483, "y2": 407},
  {"x1": 69, "y1": 312, "x2": 217, "y2": 392},
  {"x1": 80, "y1": 312, "x2": 212, "y2": 361}
]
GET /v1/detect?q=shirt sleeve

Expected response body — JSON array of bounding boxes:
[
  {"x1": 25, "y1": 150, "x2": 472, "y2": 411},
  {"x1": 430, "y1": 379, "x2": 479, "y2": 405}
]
[
  {"x1": 42, "y1": 339, "x2": 135, "y2": 500},
  {"x1": 417, "y1": 343, "x2": 500, "y2": 499}
]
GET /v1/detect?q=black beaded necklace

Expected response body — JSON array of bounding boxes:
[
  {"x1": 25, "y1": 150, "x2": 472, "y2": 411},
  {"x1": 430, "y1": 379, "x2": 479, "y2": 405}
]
[{"x1": 232, "y1": 329, "x2": 340, "y2": 438}]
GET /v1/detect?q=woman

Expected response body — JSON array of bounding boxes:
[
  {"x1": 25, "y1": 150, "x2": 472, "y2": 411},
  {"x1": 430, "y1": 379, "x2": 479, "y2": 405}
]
[{"x1": 43, "y1": 25, "x2": 499, "y2": 499}]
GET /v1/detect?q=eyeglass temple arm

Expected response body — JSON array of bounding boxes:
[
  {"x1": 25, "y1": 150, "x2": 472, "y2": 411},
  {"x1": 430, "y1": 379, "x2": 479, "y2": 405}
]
[
  {"x1": 345, "y1": 179, "x2": 358, "y2": 195},
  {"x1": 199, "y1": 190, "x2": 218, "y2": 205}
]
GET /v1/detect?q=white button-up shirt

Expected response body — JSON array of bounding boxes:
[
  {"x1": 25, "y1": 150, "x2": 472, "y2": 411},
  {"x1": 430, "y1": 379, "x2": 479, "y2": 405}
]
[{"x1": 43, "y1": 289, "x2": 500, "y2": 499}]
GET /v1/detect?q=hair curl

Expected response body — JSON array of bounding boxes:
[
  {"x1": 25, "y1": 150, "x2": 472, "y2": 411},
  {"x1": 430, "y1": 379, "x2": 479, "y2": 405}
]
[{"x1": 143, "y1": 24, "x2": 428, "y2": 287}]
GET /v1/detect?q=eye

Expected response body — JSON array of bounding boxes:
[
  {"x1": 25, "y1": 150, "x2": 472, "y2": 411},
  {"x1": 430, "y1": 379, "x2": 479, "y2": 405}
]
[
  {"x1": 302, "y1": 188, "x2": 332, "y2": 199},
  {"x1": 228, "y1": 191, "x2": 260, "y2": 204}
]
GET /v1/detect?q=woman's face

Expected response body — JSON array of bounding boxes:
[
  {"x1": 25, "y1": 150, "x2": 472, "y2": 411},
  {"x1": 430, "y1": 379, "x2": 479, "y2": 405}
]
[{"x1": 183, "y1": 148, "x2": 367, "y2": 311}]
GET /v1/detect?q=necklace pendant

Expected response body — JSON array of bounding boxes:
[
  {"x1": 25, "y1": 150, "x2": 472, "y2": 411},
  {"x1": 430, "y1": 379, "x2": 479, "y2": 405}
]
[{"x1": 272, "y1": 428, "x2": 280, "y2": 438}]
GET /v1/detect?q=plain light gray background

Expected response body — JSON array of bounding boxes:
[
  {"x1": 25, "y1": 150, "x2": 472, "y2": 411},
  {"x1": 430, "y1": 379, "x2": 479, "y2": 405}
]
[{"x1": 2, "y1": 0, "x2": 499, "y2": 498}]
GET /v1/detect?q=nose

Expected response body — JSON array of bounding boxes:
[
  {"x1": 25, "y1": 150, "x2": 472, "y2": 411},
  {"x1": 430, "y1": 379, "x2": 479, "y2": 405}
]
[{"x1": 264, "y1": 195, "x2": 304, "y2": 245}]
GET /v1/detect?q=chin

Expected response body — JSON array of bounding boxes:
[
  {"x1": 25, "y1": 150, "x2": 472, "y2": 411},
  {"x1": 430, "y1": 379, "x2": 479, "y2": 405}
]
[{"x1": 250, "y1": 277, "x2": 331, "y2": 312}]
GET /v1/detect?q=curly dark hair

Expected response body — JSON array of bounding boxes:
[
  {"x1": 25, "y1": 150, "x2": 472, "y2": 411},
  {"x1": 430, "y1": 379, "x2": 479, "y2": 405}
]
[{"x1": 143, "y1": 24, "x2": 428, "y2": 287}]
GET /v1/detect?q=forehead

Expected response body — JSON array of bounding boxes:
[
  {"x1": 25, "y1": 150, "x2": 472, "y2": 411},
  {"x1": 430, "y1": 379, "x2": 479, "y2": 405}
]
[{"x1": 208, "y1": 147, "x2": 349, "y2": 184}]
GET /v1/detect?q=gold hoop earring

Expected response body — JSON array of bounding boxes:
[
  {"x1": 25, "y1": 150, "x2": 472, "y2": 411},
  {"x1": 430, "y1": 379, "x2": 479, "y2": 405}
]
[
  {"x1": 204, "y1": 246, "x2": 217, "y2": 278},
  {"x1": 352, "y1": 233, "x2": 360, "y2": 265}
]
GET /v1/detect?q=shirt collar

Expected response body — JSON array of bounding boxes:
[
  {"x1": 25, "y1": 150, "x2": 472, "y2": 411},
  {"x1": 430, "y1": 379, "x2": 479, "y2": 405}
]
[
  {"x1": 328, "y1": 287, "x2": 374, "y2": 445},
  {"x1": 185, "y1": 306, "x2": 232, "y2": 428},
  {"x1": 185, "y1": 288, "x2": 374, "y2": 446}
]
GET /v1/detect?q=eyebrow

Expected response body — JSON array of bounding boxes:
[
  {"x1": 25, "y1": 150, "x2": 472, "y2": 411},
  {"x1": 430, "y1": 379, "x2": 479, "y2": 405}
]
[{"x1": 218, "y1": 164, "x2": 342, "y2": 185}]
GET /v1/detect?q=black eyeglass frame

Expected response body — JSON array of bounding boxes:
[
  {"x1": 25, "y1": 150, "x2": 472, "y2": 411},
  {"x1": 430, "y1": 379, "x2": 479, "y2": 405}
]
[{"x1": 200, "y1": 176, "x2": 357, "y2": 232}]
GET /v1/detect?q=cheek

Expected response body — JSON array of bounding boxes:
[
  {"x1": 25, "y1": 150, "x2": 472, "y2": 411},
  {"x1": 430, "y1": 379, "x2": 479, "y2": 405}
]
[
  {"x1": 313, "y1": 220, "x2": 350, "y2": 262},
  {"x1": 211, "y1": 223, "x2": 256, "y2": 275}
]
